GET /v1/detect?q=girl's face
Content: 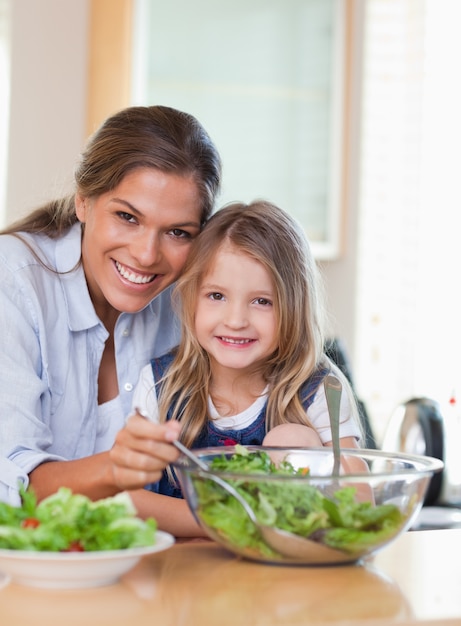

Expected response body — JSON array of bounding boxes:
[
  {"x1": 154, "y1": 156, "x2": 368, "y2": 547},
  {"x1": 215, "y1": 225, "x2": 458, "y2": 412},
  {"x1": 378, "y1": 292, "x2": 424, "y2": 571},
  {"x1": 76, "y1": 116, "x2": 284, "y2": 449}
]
[
  {"x1": 194, "y1": 245, "x2": 278, "y2": 377},
  {"x1": 76, "y1": 167, "x2": 202, "y2": 321}
]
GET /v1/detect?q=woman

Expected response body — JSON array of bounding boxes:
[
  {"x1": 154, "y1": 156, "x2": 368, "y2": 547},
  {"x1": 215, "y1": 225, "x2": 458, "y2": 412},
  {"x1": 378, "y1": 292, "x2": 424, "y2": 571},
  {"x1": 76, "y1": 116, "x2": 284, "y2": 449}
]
[{"x1": 0, "y1": 105, "x2": 221, "y2": 535}]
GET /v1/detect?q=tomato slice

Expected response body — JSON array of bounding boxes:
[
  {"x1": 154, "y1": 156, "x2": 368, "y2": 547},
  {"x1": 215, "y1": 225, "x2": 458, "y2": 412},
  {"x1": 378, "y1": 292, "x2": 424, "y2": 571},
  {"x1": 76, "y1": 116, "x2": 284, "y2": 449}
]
[
  {"x1": 64, "y1": 541, "x2": 85, "y2": 552},
  {"x1": 21, "y1": 517, "x2": 40, "y2": 528}
]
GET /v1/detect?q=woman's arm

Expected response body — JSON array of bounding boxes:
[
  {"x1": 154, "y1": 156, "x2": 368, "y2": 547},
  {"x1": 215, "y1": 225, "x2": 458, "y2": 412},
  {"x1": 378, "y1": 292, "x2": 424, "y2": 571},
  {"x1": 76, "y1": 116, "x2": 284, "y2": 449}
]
[
  {"x1": 30, "y1": 416, "x2": 205, "y2": 537},
  {"x1": 29, "y1": 416, "x2": 181, "y2": 501}
]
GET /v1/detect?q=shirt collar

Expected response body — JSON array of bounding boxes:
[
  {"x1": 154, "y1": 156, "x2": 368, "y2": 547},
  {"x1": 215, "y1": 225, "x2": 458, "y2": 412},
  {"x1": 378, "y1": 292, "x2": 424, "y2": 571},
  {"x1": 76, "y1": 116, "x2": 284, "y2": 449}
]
[{"x1": 55, "y1": 223, "x2": 102, "y2": 332}]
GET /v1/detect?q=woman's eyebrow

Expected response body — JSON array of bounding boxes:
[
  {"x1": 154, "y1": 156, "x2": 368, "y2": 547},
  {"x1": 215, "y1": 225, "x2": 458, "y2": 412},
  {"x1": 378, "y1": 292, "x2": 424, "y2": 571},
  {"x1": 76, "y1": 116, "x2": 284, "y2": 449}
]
[
  {"x1": 110, "y1": 198, "x2": 201, "y2": 228},
  {"x1": 111, "y1": 197, "x2": 140, "y2": 214}
]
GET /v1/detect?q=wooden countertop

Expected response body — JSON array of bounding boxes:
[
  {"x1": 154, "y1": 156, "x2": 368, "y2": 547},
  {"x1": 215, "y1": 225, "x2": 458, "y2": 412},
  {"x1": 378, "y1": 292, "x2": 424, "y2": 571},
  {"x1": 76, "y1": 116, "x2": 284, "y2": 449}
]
[{"x1": 1, "y1": 528, "x2": 461, "y2": 626}]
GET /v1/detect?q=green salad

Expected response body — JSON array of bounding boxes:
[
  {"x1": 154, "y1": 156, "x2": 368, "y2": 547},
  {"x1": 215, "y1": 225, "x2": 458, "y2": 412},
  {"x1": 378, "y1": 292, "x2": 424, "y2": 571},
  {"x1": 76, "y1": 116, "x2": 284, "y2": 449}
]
[
  {"x1": 193, "y1": 446, "x2": 406, "y2": 558},
  {"x1": 0, "y1": 487, "x2": 156, "y2": 552}
]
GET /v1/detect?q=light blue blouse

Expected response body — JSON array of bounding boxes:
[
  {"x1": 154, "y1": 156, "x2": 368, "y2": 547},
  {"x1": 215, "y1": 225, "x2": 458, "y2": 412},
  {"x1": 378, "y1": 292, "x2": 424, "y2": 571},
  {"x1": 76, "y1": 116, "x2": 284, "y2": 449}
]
[{"x1": 0, "y1": 224, "x2": 180, "y2": 505}]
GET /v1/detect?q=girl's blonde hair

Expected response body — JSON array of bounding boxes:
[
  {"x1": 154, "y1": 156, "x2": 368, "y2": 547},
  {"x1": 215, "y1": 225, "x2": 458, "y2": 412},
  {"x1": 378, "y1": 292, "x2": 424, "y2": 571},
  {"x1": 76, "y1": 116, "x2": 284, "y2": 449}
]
[{"x1": 157, "y1": 200, "x2": 358, "y2": 447}]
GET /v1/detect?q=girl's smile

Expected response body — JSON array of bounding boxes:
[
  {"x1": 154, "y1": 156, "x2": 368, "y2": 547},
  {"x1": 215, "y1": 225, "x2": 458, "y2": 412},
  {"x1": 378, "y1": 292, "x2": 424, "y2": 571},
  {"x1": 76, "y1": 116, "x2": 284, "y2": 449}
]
[{"x1": 217, "y1": 336, "x2": 257, "y2": 346}]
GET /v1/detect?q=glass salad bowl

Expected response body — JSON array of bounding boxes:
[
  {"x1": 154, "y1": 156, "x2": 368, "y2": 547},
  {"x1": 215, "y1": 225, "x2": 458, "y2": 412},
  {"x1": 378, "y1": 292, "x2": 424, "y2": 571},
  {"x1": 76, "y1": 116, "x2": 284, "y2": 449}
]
[{"x1": 173, "y1": 445, "x2": 443, "y2": 566}]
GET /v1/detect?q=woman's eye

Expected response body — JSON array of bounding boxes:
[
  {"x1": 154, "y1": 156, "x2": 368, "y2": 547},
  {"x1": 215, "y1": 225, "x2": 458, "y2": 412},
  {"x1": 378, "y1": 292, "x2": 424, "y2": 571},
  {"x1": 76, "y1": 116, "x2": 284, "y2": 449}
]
[
  {"x1": 117, "y1": 211, "x2": 137, "y2": 224},
  {"x1": 170, "y1": 228, "x2": 192, "y2": 239}
]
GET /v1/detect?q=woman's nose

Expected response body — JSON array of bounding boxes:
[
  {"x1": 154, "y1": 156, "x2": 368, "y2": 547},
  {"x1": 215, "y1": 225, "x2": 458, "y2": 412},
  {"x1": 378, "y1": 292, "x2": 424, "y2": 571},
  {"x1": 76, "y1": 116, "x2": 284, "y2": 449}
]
[{"x1": 131, "y1": 231, "x2": 161, "y2": 267}]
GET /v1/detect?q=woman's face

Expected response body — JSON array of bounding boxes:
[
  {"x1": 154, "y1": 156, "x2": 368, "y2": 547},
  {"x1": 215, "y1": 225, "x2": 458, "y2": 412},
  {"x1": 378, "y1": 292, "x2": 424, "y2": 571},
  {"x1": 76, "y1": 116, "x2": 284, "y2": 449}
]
[{"x1": 76, "y1": 167, "x2": 202, "y2": 320}]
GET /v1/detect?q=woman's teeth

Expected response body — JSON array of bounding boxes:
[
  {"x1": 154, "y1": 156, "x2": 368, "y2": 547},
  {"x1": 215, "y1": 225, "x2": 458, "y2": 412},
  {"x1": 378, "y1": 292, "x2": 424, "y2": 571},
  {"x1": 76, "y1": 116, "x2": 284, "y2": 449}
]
[{"x1": 115, "y1": 261, "x2": 155, "y2": 284}]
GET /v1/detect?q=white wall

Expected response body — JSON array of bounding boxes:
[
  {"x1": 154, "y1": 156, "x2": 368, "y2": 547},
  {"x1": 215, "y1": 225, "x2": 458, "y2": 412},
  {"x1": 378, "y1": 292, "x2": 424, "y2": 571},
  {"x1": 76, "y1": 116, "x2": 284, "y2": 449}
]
[
  {"x1": 320, "y1": 0, "x2": 364, "y2": 366},
  {"x1": 5, "y1": 0, "x2": 89, "y2": 223}
]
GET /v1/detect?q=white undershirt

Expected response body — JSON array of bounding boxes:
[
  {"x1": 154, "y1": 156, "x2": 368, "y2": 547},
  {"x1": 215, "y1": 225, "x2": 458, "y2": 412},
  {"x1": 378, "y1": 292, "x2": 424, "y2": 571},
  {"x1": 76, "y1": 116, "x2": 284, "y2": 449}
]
[
  {"x1": 94, "y1": 395, "x2": 125, "y2": 453},
  {"x1": 207, "y1": 391, "x2": 268, "y2": 430}
]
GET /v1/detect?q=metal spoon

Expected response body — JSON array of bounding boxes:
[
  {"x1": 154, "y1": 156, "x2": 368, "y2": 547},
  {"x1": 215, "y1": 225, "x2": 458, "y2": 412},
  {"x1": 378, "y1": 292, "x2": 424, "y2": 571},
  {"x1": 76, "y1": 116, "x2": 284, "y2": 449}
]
[{"x1": 324, "y1": 374, "x2": 342, "y2": 477}]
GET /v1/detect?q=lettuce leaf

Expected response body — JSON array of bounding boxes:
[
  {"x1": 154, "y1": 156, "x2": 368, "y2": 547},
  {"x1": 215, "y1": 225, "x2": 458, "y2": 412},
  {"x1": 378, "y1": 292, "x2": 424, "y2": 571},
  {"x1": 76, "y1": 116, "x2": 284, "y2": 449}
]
[{"x1": 0, "y1": 486, "x2": 156, "y2": 551}]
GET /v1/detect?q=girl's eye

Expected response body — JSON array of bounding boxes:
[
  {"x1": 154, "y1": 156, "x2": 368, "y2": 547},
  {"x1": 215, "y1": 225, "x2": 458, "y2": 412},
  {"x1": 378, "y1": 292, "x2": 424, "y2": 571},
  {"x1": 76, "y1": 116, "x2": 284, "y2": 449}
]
[
  {"x1": 254, "y1": 297, "x2": 272, "y2": 306},
  {"x1": 117, "y1": 211, "x2": 137, "y2": 224},
  {"x1": 209, "y1": 292, "x2": 224, "y2": 301}
]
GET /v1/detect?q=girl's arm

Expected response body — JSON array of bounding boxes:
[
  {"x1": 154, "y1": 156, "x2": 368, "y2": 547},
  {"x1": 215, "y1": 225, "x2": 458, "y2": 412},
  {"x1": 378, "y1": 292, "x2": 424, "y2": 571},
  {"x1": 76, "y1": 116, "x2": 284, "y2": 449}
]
[
  {"x1": 129, "y1": 489, "x2": 206, "y2": 537},
  {"x1": 326, "y1": 435, "x2": 370, "y2": 474},
  {"x1": 30, "y1": 460, "x2": 205, "y2": 537}
]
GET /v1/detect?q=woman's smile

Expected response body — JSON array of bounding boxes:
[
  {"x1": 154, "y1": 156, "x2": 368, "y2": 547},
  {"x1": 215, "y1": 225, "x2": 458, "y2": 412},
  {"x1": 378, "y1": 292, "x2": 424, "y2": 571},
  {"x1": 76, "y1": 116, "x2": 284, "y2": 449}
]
[{"x1": 114, "y1": 260, "x2": 157, "y2": 285}]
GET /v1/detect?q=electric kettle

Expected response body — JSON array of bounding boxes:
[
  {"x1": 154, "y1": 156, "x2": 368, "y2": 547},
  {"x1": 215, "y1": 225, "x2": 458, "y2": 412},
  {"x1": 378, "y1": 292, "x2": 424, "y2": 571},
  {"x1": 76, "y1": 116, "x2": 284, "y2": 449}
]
[{"x1": 382, "y1": 397, "x2": 461, "y2": 506}]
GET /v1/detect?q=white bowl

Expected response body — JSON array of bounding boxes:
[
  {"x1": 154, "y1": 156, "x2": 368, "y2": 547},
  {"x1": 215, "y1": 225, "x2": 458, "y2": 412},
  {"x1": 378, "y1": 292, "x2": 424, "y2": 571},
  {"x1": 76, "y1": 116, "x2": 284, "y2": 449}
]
[{"x1": 0, "y1": 530, "x2": 174, "y2": 588}]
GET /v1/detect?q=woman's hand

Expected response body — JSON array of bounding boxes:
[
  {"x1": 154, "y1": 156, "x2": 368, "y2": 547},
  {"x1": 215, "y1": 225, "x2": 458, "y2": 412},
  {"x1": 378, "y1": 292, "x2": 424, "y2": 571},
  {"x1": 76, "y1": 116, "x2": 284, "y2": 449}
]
[{"x1": 109, "y1": 415, "x2": 181, "y2": 490}]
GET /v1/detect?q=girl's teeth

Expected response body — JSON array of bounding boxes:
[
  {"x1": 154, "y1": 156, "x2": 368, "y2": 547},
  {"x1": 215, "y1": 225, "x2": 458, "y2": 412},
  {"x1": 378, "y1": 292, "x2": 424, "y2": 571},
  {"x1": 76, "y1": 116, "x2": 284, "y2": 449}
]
[
  {"x1": 222, "y1": 337, "x2": 252, "y2": 344},
  {"x1": 116, "y1": 261, "x2": 154, "y2": 284}
]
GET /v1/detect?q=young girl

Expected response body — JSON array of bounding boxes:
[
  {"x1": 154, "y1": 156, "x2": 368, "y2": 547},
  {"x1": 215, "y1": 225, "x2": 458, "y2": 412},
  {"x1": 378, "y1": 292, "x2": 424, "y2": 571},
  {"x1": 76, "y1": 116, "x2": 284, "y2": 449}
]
[{"x1": 133, "y1": 200, "x2": 364, "y2": 503}]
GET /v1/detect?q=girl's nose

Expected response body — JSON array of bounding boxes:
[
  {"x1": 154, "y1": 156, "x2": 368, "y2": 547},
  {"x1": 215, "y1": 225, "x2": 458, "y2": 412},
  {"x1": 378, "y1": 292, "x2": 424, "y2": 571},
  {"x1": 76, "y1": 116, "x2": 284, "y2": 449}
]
[{"x1": 224, "y1": 302, "x2": 249, "y2": 329}]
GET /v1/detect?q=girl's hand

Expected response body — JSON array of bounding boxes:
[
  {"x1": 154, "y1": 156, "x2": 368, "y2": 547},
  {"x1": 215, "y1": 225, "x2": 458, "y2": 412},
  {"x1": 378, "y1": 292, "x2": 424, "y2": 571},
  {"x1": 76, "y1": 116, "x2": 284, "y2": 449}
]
[{"x1": 109, "y1": 415, "x2": 181, "y2": 490}]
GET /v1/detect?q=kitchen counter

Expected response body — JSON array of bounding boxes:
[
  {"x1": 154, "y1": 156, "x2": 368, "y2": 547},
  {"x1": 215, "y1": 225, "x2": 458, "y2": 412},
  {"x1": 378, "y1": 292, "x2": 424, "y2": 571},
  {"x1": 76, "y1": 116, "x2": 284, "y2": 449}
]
[{"x1": 1, "y1": 528, "x2": 461, "y2": 626}]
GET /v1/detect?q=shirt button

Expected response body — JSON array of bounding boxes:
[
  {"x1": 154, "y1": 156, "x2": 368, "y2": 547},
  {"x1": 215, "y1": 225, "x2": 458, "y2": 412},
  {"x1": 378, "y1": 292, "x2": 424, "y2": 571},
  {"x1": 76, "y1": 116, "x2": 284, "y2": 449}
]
[
  {"x1": 122, "y1": 329, "x2": 130, "y2": 337},
  {"x1": 124, "y1": 383, "x2": 133, "y2": 392}
]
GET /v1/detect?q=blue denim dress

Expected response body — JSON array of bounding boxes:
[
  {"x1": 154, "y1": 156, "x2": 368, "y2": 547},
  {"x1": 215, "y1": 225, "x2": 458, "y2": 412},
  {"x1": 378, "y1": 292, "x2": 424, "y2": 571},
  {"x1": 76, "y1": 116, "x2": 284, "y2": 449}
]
[{"x1": 145, "y1": 350, "x2": 328, "y2": 498}]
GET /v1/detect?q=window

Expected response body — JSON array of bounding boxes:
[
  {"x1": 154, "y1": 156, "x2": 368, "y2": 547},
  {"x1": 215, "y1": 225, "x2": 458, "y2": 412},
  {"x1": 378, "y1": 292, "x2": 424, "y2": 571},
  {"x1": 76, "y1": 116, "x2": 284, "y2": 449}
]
[
  {"x1": 132, "y1": 0, "x2": 347, "y2": 259},
  {"x1": 355, "y1": 0, "x2": 461, "y2": 440}
]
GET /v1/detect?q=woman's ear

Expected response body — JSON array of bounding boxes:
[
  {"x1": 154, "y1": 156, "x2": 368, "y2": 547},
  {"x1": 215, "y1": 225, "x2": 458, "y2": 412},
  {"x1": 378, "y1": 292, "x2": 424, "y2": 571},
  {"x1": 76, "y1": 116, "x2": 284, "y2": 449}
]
[{"x1": 75, "y1": 193, "x2": 87, "y2": 223}]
